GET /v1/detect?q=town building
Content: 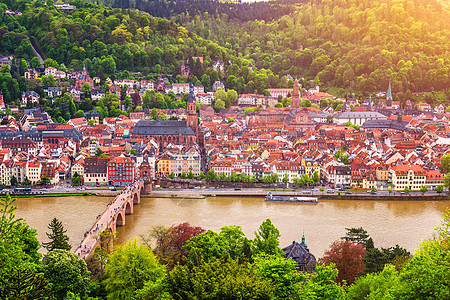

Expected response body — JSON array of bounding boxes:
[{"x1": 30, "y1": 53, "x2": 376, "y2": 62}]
[
  {"x1": 168, "y1": 151, "x2": 201, "y2": 176},
  {"x1": 24, "y1": 68, "x2": 38, "y2": 80},
  {"x1": 282, "y1": 235, "x2": 316, "y2": 273},
  {"x1": 84, "y1": 157, "x2": 109, "y2": 186},
  {"x1": 333, "y1": 111, "x2": 388, "y2": 126},
  {"x1": 107, "y1": 156, "x2": 136, "y2": 187},
  {"x1": 389, "y1": 165, "x2": 426, "y2": 191},
  {"x1": 212, "y1": 81, "x2": 225, "y2": 92},
  {"x1": 46, "y1": 87, "x2": 62, "y2": 98},
  {"x1": 21, "y1": 91, "x2": 40, "y2": 106}
]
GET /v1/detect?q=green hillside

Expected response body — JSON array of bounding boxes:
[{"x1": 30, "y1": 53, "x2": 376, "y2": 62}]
[
  {"x1": 0, "y1": 0, "x2": 232, "y2": 76},
  {"x1": 178, "y1": 0, "x2": 450, "y2": 97}
]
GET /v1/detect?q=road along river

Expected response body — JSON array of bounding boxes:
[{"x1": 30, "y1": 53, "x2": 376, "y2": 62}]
[{"x1": 14, "y1": 195, "x2": 450, "y2": 256}]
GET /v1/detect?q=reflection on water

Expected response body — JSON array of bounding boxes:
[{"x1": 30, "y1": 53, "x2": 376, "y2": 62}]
[{"x1": 14, "y1": 195, "x2": 450, "y2": 256}]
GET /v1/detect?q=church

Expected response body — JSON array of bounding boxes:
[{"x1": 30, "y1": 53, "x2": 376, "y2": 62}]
[
  {"x1": 131, "y1": 83, "x2": 198, "y2": 148},
  {"x1": 246, "y1": 79, "x2": 315, "y2": 131}
]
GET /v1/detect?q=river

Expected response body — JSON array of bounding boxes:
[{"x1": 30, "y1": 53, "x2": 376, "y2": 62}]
[{"x1": 14, "y1": 195, "x2": 450, "y2": 256}]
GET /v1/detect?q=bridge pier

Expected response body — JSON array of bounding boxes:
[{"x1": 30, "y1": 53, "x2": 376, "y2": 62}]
[{"x1": 144, "y1": 180, "x2": 152, "y2": 194}]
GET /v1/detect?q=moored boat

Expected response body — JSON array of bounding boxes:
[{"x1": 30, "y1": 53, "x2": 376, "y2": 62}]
[{"x1": 265, "y1": 192, "x2": 318, "y2": 203}]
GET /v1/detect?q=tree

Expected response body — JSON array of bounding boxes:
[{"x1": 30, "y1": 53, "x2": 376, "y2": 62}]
[
  {"x1": 254, "y1": 254, "x2": 304, "y2": 299},
  {"x1": 388, "y1": 187, "x2": 393, "y2": 194},
  {"x1": 95, "y1": 147, "x2": 108, "y2": 158},
  {"x1": 0, "y1": 194, "x2": 41, "y2": 270},
  {"x1": 42, "y1": 218, "x2": 71, "y2": 251},
  {"x1": 320, "y1": 240, "x2": 366, "y2": 284},
  {"x1": 214, "y1": 98, "x2": 225, "y2": 112},
  {"x1": 341, "y1": 227, "x2": 370, "y2": 246},
  {"x1": 205, "y1": 169, "x2": 217, "y2": 181},
  {"x1": 40, "y1": 176, "x2": 50, "y2": 185},
  {"x1": 403, "y1": 186, "x2": 410, "y2": 194},
  {"x1": 198, "y1": 171, "x2": 205, "y2": 180},
  {"x1": 168, "y1": 172, "x2": 175, "y2": 179},
  {"x1": 282, "y1": 174, "x2": 289, "y2": 184},
  {"x1": 420, "y1": 185, "x2": 428, "y2": 195},
  {"x1": 103, "y1": 238, "x2": 166, "y2": 300},
  {"x1": 43, "y1": 250, "x2": 90, "y2": 300},
  {"x1": 86, "y1": 229, "x2": 116, "y2": 282},
  {"x1": 253, "y1": 219, "x2": 283, "y2": 257},
  {"x1": 71, "y1": 172, "x2": 82, "y2": 186},
  {"x1": 74, "y1": 110, "x2": 85, "y2": 118},
  {"x1": 392, "y1": 237, "x2": 450, "y2": 299},
  {"x1": 436, "y1": 185, "x2": 444, "y2": 194},
  {"x1": 312, "y1": 171, "x2": 320, "y2": 183},
  {"x1": 363, "y1": 244, "x2": 410, "y2": 275},
  {"x1": 348, "y1": 264, "x2": 400, "y2": 300},
  {"x1": 183, "y1": 230, "x2": 231, "y2": 264},
  {"x1": 81, "y1": 83, "x2": 91, "y2": 97},
  {"x1": 10, "y1": 175, "x2": 17, "y2": 187},
  {"x1": 23, "y1": 177, "x2": 31, "y2": 186},
  {"x1": 166, "y1": 259, "x2": 274, "y2": 299},
  {"x1": 149, "y1": 222, "x2": 205, "y2": 269},
  {"x1": 151, "y1": 108, "x2": 158, "y2": 120},
  {"x1": 443, "y1": 173, "x2": 450, "y2": 192},
  {"x1": 187, "y1": 170, "x2": 194, "y2": 179},
  {"x1": 0, "y1": 265, "x2": 53, "y2": 300},
  {"x1": 159, "y1": 112, "x2": 168, "y2": 120},
  {"x1": 226, "y1": 89, "x2": 238, "y2": 104},
  {"x1": 440, "y1": 154, "x2": 450, "y2": 173}
]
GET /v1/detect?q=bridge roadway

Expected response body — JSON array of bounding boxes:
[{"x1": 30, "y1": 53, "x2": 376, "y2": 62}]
[{"x1": 74, "y1": 179, "x2": 145, "y2": 259}]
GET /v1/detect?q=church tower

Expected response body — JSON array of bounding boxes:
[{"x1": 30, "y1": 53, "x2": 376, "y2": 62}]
[
  {"x1": 187, "y1": 82, "x2": 197, "y2": 133},
  {"x1": 292, "y1": 79, "x2": 300, "y2": 108},
  {"x1": 386, "y1": 81, "x2": 393, "y2": 107}
]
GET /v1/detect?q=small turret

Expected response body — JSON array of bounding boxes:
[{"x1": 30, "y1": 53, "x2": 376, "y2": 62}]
[{"x1": 292, "y1": 79, "x2": 300, "y2": 108}]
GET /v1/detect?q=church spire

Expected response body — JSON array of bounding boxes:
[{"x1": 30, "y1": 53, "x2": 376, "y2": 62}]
[{"x1": 386, "y1": 81, "x2": 393, "y2": 107}]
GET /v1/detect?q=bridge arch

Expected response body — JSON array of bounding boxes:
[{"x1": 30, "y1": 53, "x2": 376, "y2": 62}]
[
  {"x1": 125, "y1": 201, "x2": 133, "y2": 215},
  {"x1": 116, "y1": 210, "x2": 125, "y2": 227}
]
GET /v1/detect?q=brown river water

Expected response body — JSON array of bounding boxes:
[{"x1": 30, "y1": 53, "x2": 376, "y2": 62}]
[{"x1": 14, "y1": 195, "x2": 450, "y2": 257}]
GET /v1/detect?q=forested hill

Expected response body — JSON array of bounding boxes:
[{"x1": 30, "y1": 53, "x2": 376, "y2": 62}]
[
  {"x1": 177, "y1": 0, "x2": 450, "y2": 97},
  {"x1": 0, "y1": 0, "x2": 234, "y2": 75},
  {"x1": 93, "y1": 0, "x2": 301, "y2": 22}
]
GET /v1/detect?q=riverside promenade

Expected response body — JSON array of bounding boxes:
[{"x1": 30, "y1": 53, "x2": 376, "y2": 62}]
[{"x1": 74, "y1": 180, "x2": 145, "y2": 259}]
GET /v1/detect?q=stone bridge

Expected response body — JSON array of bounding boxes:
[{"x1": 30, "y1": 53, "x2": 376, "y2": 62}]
[{"x1": 74, "y1": 179, "x2": 152, "y2": 259}]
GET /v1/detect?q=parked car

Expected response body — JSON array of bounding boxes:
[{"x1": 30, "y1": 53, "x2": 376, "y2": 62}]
[
  {"x1": 345, "y1": 191, "x2": 352, "y2": 194},
  {"x1": 327, "y1": 189, "x2": 334, "y2": 194}
]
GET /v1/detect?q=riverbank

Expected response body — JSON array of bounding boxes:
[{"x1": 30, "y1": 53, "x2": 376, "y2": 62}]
[
  {"x1": 148, "y1": 189, "x2": 450, "y2": 201},
  {"x1": 16, "y1": 192, "x2": 96, "y2": 198}
]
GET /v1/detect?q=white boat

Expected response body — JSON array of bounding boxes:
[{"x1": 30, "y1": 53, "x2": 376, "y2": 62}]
[{"x1": 265, "y1": 192, "x2": 318, "y2": 204}]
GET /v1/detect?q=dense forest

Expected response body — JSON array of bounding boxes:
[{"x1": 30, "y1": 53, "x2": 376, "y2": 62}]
[
  {"x1": 0, "y1": 0, "x2": 449, "y2": 99},
  {"x1": 175, "y1": 0, "x2": 450, "y2": 96},
  {"x1": 94, "y1": 0, "x2": 300, "y2": 22},
  {"x1": 1, "y1": 193, "x2": 449, "y2": 299}
]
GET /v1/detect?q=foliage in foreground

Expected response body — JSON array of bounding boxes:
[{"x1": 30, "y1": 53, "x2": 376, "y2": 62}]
[{"x1": 1, "y1": 192, "x2": 450, "y2": 299}]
